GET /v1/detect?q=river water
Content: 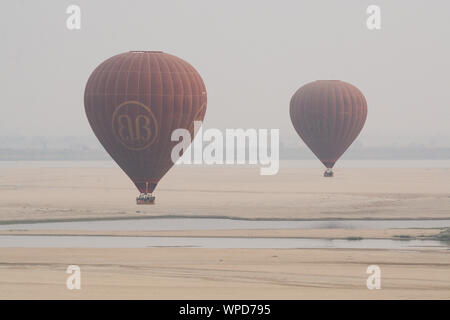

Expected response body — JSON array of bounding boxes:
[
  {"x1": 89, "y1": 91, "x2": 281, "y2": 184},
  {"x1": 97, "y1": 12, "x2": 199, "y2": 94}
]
[
  {"x1": 1, "y1": 218, "x2": 450, "y2": 231},
  {"x1": 1, "y1": 218, "x2": 448, "y2": 249},
  {"x1": 0, "y1": 235, "x2": 447, "y2": 249}
]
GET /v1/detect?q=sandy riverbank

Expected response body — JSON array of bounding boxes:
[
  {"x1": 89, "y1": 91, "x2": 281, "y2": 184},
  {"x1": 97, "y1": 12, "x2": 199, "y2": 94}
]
[
  {"x1": 0, "y1": 228, "x2": 443, "y2": 240},
  {"x1": 0, "y1": 247, "x2": 449, "y2": 299},
  {"x1": 1, "y1": 167, "x2": 449, "y2": 222}
]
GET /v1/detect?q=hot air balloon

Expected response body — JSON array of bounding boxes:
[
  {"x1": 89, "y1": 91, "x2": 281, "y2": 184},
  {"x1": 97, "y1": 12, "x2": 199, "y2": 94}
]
[
  {"x1": 290, "y1": 80, "x2": 367, "y2": 177},
  {"x1": 84, "y1": 51, "x2": 207, "y2": 203}
]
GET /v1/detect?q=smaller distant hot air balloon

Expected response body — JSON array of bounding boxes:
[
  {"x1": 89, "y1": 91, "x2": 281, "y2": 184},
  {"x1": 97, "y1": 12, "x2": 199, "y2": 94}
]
[{"x1": 290, "y1": 80, "x2": 367, "y2": 177}]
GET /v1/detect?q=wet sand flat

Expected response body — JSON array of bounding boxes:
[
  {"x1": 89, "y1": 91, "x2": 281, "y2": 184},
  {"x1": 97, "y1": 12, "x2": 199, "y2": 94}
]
[
  {"x1": 0, "y1": 228, "x2": 442, "y2": 239},
  {"x1": 0, "y1": 248, "x2": 449, "y2": 299},
  {"x1": 1, "y1": 167, "x2": 449, "y2": 222}
]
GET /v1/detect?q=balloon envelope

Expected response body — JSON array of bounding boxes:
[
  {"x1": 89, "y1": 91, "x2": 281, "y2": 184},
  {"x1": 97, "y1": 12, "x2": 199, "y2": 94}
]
[
  {"x1": 290, "y1": 80, "x2": 367, "y2": 168},
  {"x1": 84, "y1": 51, "x2": 207, "y2": 193}
]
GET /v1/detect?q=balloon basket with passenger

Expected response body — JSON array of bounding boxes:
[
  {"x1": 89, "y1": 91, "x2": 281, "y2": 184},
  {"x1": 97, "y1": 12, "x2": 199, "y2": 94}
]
[
  {"x1": 136, "y1": 181, "x2": 156, "y2": 205},
  {"x1": 323, "y1": 168, "x2": 334, "y2": 177},
  {"x1": 136, "y1": 193, "x2": 155, "y2": 205}
]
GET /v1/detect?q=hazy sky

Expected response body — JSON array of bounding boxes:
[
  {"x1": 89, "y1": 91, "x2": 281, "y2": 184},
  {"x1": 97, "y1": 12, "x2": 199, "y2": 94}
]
[{"x1": 1, "y1": 0, "x2": 449, "y2": 146}]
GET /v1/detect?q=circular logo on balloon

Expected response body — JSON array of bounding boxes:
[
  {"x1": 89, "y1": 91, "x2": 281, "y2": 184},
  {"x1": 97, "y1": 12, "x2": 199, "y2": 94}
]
[{"x1": 112, "y1": 101, "x2": 158, "y2": 150}]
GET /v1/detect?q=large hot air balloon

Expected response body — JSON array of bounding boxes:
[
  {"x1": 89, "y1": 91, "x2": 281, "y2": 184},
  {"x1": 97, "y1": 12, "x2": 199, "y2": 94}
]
[
  {"x1": 84, "y1": 51, "x2": 207, "y2": 203},
  {"x1": 290, "y1": 80, "x2": 367, "y2": 177}
]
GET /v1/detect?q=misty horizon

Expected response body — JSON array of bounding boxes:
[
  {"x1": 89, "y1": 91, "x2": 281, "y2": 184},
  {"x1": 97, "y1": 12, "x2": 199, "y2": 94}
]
[
  {"x1": 1, "y1": 1, "x2": 450, "y2": 149},
  {"x1": 1, "y1": 134, "x2": 449, "y2": 161}
]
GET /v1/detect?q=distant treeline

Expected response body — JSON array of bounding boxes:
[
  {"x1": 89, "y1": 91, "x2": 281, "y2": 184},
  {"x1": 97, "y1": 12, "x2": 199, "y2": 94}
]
[
  {"x1": 1, "y1": 146, "x2": 450, "y2": 160},
  {"x1": 282, "y1": 146, "x2": 450, "y2": 160},
  {"x1": 0, "y1": 148, "x2": 109, "y2": 160}
]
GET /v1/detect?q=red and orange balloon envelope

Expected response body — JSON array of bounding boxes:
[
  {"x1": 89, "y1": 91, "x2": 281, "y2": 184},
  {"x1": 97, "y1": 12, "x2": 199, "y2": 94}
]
[
  {"x1": 290, "y1": 80, "x2": 367, "y2": 171},
  {"x1": 84, "y1": 51, "x2": 207, "y2": 196}
]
